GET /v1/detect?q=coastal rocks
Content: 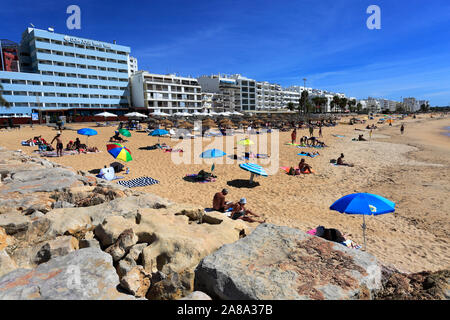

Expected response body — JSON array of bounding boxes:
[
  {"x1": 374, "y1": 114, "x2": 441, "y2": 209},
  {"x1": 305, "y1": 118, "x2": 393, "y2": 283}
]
[
  {"x1": 146, "y1": 271, "x2": 193, "y2": 300},
  {"x1": 104, "y1": 229, "x2": 138, "y2": 262},
  {"x1": 120, "y1": 266, "x2": 151, "y2": 298},
  {"x1": 0, "y1": 212, "x2": 31, "y2": 235},
  {"x1": 0, "y1": 250, "x2": 18, "y2": 277},
  {"x1": 0, "y1": 247, "x2": 134, "y2": 300},
  {"x1": 374, "y1": 267, "x2": 450, "y2": 300},
  {"x1": 94, "y1": 216, "x2": 136, "y2": 247},
  {"x1": 195, "y1": 224, "x2": 382, "y2": 300},
  {"x1": 179, "y1": 291, "x2": 212, "y2": 300},
  {"x1": 0, "y1": 227, "x2": 14, "y2": 250},
  {"x1": 10, "y1": 235, "x2": 79, "y2": 269}
]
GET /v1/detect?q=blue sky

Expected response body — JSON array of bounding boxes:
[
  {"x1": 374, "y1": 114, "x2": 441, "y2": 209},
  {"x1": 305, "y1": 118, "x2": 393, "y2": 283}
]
[{"x1": 1, "y1": 0, "x2": 450, "y2": 106}]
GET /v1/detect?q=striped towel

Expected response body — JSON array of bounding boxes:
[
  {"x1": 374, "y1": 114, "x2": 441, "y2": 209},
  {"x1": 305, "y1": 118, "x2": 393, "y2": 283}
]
[{"x1": 117, "y1": 177, "x2": 159, "y2": 188}]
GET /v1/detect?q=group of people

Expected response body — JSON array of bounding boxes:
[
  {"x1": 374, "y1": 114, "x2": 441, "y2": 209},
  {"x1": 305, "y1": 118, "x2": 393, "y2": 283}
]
[
  {"x1": 212, "y1": 189, "x2": 265, "y2": 223},
  {"x1": 291, "y1": 129, "x2": 326, "y2": 147}
]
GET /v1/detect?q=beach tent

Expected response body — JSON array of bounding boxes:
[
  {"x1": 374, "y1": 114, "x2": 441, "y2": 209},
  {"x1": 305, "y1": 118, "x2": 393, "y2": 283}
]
[
  {"x1": 330, "y1": 193, "x2": 395, "y2": 251},
  {"x1": 149, "y1": 128, "x2": 169, "y2": 143},
  {"x1": 239, "y1": 163, "x2": 268, "y2": 184}
]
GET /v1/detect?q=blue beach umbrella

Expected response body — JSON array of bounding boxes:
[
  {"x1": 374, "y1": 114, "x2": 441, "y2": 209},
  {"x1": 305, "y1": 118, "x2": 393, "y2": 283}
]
[
  {"x1": 330, "y1": 193, "x2": 395, "y2": 250},
  {"x1": 200, "y1": 149, "x2": 226, "y2": 159},
  {"x1": 239, "y1": 163, "x2": 268, "y2": 184},
  {"x1": 149, "y1": 129, "x2": 169, "y2": 143},
  {"x1": 77, "y1": 128, "x2": 98, "y2": 145}
]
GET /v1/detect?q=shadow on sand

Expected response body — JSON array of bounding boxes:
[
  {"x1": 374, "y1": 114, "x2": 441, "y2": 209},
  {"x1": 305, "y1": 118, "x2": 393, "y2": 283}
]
[{"x1": 226, "y1": 179, "x2": 260, "y2": 188}]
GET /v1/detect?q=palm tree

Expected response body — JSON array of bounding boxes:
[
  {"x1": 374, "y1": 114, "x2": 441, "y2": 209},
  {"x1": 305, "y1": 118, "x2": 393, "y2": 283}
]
[
  {"x1": 299, "y1": 90, "x2": 309, "y2": 116},
  {"x1": 331, "y1": 95, "x2": 340, "y2": 113},
  {"x1": 0, "y1": 84, "x2": 10, "y2": 108},
  {"x1": 338, "y1": 98, "x2": 348, "y2": 113},
  {"x1": 348, "y1": 99, "x2": 357, "y2": 112},
  {"x1": 356, "y1": 102, "x2": 362, "y2": 113}
]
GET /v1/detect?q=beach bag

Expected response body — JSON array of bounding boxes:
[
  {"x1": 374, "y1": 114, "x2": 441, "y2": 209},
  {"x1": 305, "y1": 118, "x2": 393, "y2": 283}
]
[
  {"x1": 197, "y1": 170, "x2": 212, "y2": 180},
  {"x1": 330, "y1": 159, "x2": 336, "y2": 164}
]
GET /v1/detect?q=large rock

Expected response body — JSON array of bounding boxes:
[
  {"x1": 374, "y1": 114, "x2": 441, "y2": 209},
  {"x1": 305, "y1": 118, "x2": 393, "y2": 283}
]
[
  {"x1": 104, "y1": 229, "x2": 138, "y2": 261},
  {"x1": 179, "y1": 291, "x2": 212, "y2": 300},
  {"x1": 120, "y1": 266, "x2": 151, "y2": 298},
  {"x1": 0, "y1": 247, "x2": 134, "y2": 299},
  {"x1": 0, "y1": 250, "x2": 18, "y2": 277},
  {"x1": 0, "y1": 227, "x2": 14, "y2": 250},
  {"x1": 195, "y1": 224, "x2": 382, "y2": 300},
  {"x1": 10, "y1": 236, "x2": 79, "y2": 269},
  {"x1": 0, "y1": 212, "x2": 31, "y2": 235}
]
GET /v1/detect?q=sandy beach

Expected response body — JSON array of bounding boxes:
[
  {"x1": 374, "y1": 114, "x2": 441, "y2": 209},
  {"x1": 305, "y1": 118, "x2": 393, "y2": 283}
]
[{"x1": 0, "y1": 114, "x2": 448, "y2": 273}]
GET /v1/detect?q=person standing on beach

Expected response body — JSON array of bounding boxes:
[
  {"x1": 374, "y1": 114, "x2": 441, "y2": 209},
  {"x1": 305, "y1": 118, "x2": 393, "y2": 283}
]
[
  {"x1": 319, "y1": 126, "x2": 323, "y2": 138},
  {"x1": 291, "y1": 128, "x2": 297, "y2": 144},
  {"x1": 369, "y1": 129, "x2": 373, "y2": 140},
  {"x1": 309, "y1": 124, "x2": 314, "y2": 136},
  {"x1": 51, "y1": 132, "x2": 63, "y2": 157},
  {"x1": 401, "y1": 124, "x2": 405, "y2": 135}
]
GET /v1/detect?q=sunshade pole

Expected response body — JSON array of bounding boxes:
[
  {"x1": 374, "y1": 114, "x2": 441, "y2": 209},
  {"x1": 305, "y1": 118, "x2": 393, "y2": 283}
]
[
  {"x1": 362, "y1": 214, "x2": 367, "y2": 251},
  {"x1": 250, "y1": 172, "x2": 255, "y2": 184}
]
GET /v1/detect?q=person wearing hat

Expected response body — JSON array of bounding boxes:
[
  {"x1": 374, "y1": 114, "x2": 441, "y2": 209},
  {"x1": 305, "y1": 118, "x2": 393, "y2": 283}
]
[
  {"x1": 213, "y1": 188, "x2": 232, "y2": 213},
  {"x1": 230, "y1": 198, "x2": 265, "y2": 223}
]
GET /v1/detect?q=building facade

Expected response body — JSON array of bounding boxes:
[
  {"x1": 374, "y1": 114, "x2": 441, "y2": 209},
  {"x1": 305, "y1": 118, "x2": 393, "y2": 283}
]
[
  {"x1": 128, "y1": 56, "x2": 138, "y2": 76},
  {"x1": 197, "y1": 75, "x2": 241, "y2": 112},
  {"x1": 0, "y1": 27, "x2": 132, "y2": 117},
  {"x1": 130, "y1": 71, "x2": 202, "y2": 114}
]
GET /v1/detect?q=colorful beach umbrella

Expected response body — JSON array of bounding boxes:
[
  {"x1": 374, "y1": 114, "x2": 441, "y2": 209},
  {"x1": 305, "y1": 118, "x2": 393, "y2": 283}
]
[
  {"x1": 107, "y1": 143, "x2": 132, "y2": 162},
  {"x1": 77, "y1": 128, "x2": 98, "y2": 146},
  {"x1": 239, "y1": 163, "x2": 268, "y2": 184},
  {"x1": 200, "y1": 149, "x2": 227, "y2": 159},
  {"x1": 330, "y1": 193, "x2": 395, "y2": 251},
  {"x1": 237, "y1": 138, "x2": 254, "y2": 146},
  {"x1": 118, "y1": 129, "x2": 131, "y2": 137}
]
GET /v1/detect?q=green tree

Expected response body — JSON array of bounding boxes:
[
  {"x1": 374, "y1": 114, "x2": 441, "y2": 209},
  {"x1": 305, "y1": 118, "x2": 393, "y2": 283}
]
[
  {"x1": 420, "y1": 103, "x2": 430, "y2": 113},
  {"x1": 299, "y1": 90, "x2": 309, "y2": 115},
  {"x1": 331, "y1": 95, "x2": 340, "y2": 113},
  {"x1": 338, "y1": 97, "x2": 348, "y2": 113},
  {"x1": 287, "y1": 102, "x2": 296, "y2": 111},
  {"x1": 356, "y1": 102, "x2": 362, "y2": 113},
  {"x1": 348, "y1": 99, "x2": 357, "y2": 112},
  {"x1": 0, "y1": 84, "x2": 11, "y2": 108}
]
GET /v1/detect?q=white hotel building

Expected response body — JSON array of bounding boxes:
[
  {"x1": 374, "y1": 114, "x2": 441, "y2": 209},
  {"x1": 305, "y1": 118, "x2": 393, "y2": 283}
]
[{"x1": 130, "y1": 71, "x2": 202, "y2": 114}]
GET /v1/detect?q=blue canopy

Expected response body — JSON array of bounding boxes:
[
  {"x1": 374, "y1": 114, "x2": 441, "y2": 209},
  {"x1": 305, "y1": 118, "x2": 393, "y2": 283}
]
[
  {"x1": 149, "y1": 129, "x2": 169, "y2": 136},
  {"x1": 200, "y1": 149, "x2": 226, "y2": 159},
  {"x1": 239, "y1": 163, "x2": 268, "y2": 177},
  {"x1": 330, "y1": 193, "x2": 395, "y2": 216},
  {"x1": 77, "y1": 128, "x2": 98, "y2": 136}
]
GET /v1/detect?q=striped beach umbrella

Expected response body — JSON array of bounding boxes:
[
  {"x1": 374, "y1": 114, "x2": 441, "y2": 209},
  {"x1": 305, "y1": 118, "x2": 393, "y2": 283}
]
[
  {"x1": 239, "y1": 163, "x2": 268, "y2": 184},
  {"x1": 107, "y1": 143, "x2": 132, "y2": 162}
]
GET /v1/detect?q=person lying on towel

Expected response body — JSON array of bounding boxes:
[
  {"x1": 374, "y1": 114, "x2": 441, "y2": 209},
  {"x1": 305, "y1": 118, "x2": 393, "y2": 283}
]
[
  {"x1": 110, "y1": 131, "x2": 124, "y2": 142},
  {"x1": 230, "y1": 198, "x2": 265, "y2": 224}
]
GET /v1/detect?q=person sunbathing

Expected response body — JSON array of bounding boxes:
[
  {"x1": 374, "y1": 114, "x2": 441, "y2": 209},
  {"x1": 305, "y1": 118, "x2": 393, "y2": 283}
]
[
  {"x1": 110, "y1": 131, "x2": 124, "y2": 142},
  {"x1": 66, "y1": 140, "x2": 75, "y2": 150},
  {"x1": 358, "y1": 134, "x2": 367, "y2": 141},
  {"x1": 298, "y1": 158, "x2": 313, "y2": 174},
  {"x1": 336, "y1": 153, "x2": 354, "y2": 167},
  {"x1": 213, "y1": 189, "x2": 233, "y2": 213},
  {"x1": 86, "y1": 146, "x2": 99, "y2": 153},
  {"x1": 230, "y1": 198, "x2": 265, "y2": 223},
  {"x1": 305, "y1": 151, "x2": 320, "y2": 157}
]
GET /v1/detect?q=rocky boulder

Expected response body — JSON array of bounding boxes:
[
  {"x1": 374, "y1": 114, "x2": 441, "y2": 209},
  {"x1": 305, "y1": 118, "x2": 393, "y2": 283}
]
[
  {"x1": 195, "y1": 224, "x2": 382, "y2": 300},
  {"x1": 0, "y1": 247, "x2": 134, "y2": 300}
]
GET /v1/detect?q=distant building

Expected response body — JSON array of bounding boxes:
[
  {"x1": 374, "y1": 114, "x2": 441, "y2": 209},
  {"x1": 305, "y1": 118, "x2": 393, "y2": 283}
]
[
  {"x1": 128, "y1": 56, "x2": 138, "y2": 76},
  {"x1": 130, "y1": 71, "x2": 202, "y2": 114},
  {"x1": 0, "y1": 27, "x2": 131, "y2": 117},
  {"x1": 197, "y1": 74, "x2": 241, "y2": 112},
  {"x1": 403, "y1": 97, "x2": 420, "y2": 112}
]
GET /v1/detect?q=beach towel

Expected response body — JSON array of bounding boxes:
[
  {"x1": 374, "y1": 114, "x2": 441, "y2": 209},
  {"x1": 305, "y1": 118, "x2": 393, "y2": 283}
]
[
  {"x1": 285, "y1": 143, "x2": 301, "y2": 146},
  {"x1": 333, "y1": 134, "x2": 345, "y2": 138},
  {"x1": 204, "y1": 207, "x2": 232, "y2": 217},
  {"x1": 164, "y1": 148, "x2": 183, "y2": 153},
  {"x1": 185, "y1": 174, "x2": 217, "y2": 183},
  {"x1": 117, "y1": 177, "x2": 159, "y2": 188},
  {"x1": 297, "y1": 145, "x2": 324, "y2": 149},
  {"x1": 298, "y1": 153, "x2": 319, "y2": 158},
  {"x1": 38, "y1": 150, "x2": 78, "y2": 157},
  {"x1": 280, "y1": 166, "x2": 314, "y2": 174}
]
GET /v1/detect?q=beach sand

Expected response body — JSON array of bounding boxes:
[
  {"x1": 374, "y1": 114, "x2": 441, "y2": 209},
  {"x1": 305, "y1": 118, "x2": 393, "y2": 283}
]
[{"x1": 0, "y1": 114, "x2": 449, "y2": 273}]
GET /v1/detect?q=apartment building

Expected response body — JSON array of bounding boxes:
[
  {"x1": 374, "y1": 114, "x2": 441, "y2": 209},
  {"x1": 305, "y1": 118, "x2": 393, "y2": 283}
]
[
  {"x1": 0, "y1": 27, "x2": 131, "y2": 117},
  {"x1": 128, "y1": 56, "x2": 138, "y2": 76},
  {"x1": 130, "y1": 71, "x2": 202, "y2": 114},
  {"x1": 197, "y1": 75, "x2": 241, "y2": 112},
  {"x1": 379, "y1": 99, "x2": 398, "y2": 112},
  {"x1": 256, "y1": 81, "x2": 284, "y2": 110},
  {"x1": 281, "y1": 90, "x2": 300, "y2": 109},
  {"x1": 403, "y1": 97, "x2": 420, "y2": 112}
]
